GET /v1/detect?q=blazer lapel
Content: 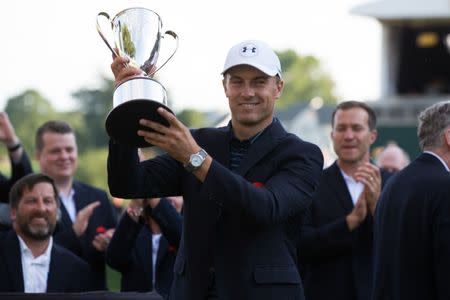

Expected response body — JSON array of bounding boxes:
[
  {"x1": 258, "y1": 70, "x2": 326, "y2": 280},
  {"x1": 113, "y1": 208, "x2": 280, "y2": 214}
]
[
  {"x1": 58, "y1": 203, "x2": 73, "y2": 227},
  {"x1": 46, "y1": 246, "x2": 60, "y2": 292},
  {"x1": 4, "y1": 231, "x2": 25, "y2": 292},
  {"x1": 72, "y1": 182, "x2": 89, "y2": 212},
  {"x1": 137, "y1": 228, "x2": 153, "y2": 279},
  {"x1": 237, "y1": 120, "x2": 287, "y2": 176},
  {"x1": 155, "y1": 235, "x2": 168, "y2": 273},
  {"x1": 198, "y1": 125, "x2": 230, "y2": 168},
  {"x1": 327, "y1": 162, "x2": 354, "y2": 212},
  {"x1": 57, "y1": 184, "x2": 85, "y2": 227}
]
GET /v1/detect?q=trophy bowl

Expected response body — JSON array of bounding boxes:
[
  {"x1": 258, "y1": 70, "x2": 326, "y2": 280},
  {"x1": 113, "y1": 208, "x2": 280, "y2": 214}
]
[
  {"x1": 97, "y1": 7, "x2": 178, "y2": 147},
  {"x1": 105, "y1": 76, "x2": 174, "y2": 148}
]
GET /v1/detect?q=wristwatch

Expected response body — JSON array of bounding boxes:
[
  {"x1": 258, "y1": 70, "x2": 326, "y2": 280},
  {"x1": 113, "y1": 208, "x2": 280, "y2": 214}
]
[{"x1": 184, "y1": 149, "x2": 208, "y2": 172}]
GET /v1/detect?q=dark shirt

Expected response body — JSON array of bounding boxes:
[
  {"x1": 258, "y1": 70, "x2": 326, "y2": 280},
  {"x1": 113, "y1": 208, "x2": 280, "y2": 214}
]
[{"x1": 229, "y1": 119, "x2": 274, "y2": 171}]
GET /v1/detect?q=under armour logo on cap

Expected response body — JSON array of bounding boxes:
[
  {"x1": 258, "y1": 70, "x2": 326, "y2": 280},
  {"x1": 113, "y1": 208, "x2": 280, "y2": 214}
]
[
  {"x1": 241, "y1": 44, "x2": 258, "y2": 57},
  {"x1": 222, "y1": 40, "x2": 282, "y2": 78}
]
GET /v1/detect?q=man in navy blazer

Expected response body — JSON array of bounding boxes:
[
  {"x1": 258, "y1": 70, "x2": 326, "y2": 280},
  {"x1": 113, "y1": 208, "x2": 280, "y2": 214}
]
[
  {"x1": 0, "y1": 173, "x2": 94, "y2": 293},
  {"x1": 107, "y1": 40, "x2": 324, "y2": 299},
  {"x1": 106, "y1": 197, "x2": 182, "y2": 299},
  {"x1": 35, "y1": 121, "x2": 117, "y2": 290},
  {"x1": 372, "y1": 101, "x2": 450, "y2": 300},
  {"x1": 299, "y1": 101, "x2": 390, "y2": 300}
]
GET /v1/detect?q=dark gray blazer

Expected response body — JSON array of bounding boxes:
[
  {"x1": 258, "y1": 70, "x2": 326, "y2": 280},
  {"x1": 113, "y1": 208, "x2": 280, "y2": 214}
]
[
  {"x1": 53, "y1": 181, "x2": 117, "y2": 290},
  {"x1": 372, "y1": 153, "x2": 450, "y2": 300},
  {"x1": 106, "y1": 198, "x2": 182, "y2": 299},
  {"x1": 108, "y1": 120, "x2": 324, "y2": 300},
  {"x1": 0, "y1": 230, "x2": 94, "y2": 292},
  {"x1": 299, "y1": 161, "x2": 391, "y2": 300}
]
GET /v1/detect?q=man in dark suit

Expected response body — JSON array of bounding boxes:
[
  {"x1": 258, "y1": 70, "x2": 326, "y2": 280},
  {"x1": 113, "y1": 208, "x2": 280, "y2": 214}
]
[
  {"x1": 106, "y1": 197, "x2": 182, "y2": 299},
  {"x1": 0, "y1": 173, "x2": 94, "y2": 292},
  {"x1": 107, "y1": 40, "x2": 324, "y2": 299},
  {"x1": 35, "y1": 120, "x2": 117, "y2": 290},
  {"x1": 372, "y1": 101, "x2": 450, "y2": 300},
  {"x1": 299, "y1": 101, "x2": 390, "y2": 300}
]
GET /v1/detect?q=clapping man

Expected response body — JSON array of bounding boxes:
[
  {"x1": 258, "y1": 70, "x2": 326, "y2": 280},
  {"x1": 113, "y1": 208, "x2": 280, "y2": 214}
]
[
  {"x1": 35, "y1": 120, "x2": 117, "y2": 290},
  {"x1": 299, "y1": 101, "x2": 392, "y2": 300}
]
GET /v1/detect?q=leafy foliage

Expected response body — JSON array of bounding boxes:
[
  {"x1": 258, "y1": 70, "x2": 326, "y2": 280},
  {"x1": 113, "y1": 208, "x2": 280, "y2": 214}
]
[
  {"x1": 177, "y1": 109, "x2": 207, "y2": 128},
  {"x1": 5, "y1": 89, "x2": 58, "y2": 155},
  {"x1": 277, "y1": 50, "x2": 337, "y2": 108},
  {"x1": 75, "y1": 147, "x2": 109, "y2": 192},
  {"x1": 71, "y1": 77, "x2": 114, "y2": 149}
]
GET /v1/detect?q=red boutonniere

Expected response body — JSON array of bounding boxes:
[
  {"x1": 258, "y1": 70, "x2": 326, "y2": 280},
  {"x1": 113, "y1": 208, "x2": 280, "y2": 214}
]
[
  {"x1": 252, "y1": 181, "x2": 264, "y2": 187},
  {"x1": 168, "y1": 245, "x2": 178, "y2": 253},
  {"x1": 96, "y1": 226, "x2": 106, "y2": 234}
]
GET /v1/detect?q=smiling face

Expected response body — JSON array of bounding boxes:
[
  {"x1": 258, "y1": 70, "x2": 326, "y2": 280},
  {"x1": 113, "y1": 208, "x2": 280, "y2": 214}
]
[
  {"x1": 331, "y1": 107, "x2": 377, "y2": 166},
  {"x1": 11, "y1": 182, "x2": 58, "y2": 241},
  {"x1": 223, "y1": 65, "x2": 283, "y2": 137},
  {"x1": 36, "y1": 132, "x2": 78, "y2": 183}
]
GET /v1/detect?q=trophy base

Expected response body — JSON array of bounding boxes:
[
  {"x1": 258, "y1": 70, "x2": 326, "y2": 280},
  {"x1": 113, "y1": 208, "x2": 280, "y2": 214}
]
[{"x1": 105, "y1": 99, "x2": 173, "y2": 147}]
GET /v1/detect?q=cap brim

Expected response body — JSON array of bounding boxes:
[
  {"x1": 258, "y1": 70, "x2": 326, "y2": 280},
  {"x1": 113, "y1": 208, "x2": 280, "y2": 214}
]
[{"x1": 222, "y1": 62, "x2": 279, "y2": 77}]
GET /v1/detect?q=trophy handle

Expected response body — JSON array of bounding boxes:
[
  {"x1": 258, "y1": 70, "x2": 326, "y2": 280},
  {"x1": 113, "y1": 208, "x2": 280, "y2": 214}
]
[
  {"x1": 148, "y1": 30, "x2": 179, "y2": 76},
  {"x1": 96, "y1": 12, "x2": 120, "y2": 58}
]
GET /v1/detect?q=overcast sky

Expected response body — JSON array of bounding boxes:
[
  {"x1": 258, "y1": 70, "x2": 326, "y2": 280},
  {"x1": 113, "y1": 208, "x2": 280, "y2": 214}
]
[{"x1": 1, "y1": 0, "x2": 381, "y2": 113}]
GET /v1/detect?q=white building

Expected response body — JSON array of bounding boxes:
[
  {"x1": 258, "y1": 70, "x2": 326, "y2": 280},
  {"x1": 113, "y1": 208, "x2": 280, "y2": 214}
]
[
  {"x1": 351, "y1": 0, "x2": 450, "y2": 125},
  {"x1": 349, "y1": 0, "x2": 450, "y2": 157}
]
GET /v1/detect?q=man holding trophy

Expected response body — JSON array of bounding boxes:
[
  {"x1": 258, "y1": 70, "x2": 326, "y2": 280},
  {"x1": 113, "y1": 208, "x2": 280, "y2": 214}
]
[{"x1": 101, "y1": 11, "x2": 323, "y2": 299}]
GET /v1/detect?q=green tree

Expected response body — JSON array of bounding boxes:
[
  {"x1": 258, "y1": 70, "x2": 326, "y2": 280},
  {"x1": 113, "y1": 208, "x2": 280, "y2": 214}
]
[
  {"x1": 177, "y1": 109, "x2": 207, "y2": 128},
  {"x1": 58, "y1": 111, "x2": 91, "y2": 154},
  {"x1": 76, "y1": 147, "x2": 109, "y2": 192},
  {"x1": 277, "y1": 50, "x2": 337, "y2": 108},
  {"x1": 72, "y1": 77, "x2": 114, "y2": 149},
  {"x1": 4, "y1": 89, "x2": 58, "y2": 155}
]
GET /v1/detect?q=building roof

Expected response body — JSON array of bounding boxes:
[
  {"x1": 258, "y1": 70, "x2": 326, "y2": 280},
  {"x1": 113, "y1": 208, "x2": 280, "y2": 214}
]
[{"x1": 351, "y1": 0, "x2": 450, "y2": 21}]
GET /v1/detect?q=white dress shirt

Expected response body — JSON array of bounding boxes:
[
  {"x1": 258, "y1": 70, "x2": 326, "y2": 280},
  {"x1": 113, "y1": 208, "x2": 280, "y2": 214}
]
[
  {"x1": 152, "y1": 233, "x2": 162, "y2": 287},
  {"x1": 59, "y1": 189, "x2": 76, "y2": 222},
  {"x1": 340, "y1": 169, "x2": 364, "y2": 205},
  {"x1": 18, "y1": 236, "x2": 53, "y2": 293}
]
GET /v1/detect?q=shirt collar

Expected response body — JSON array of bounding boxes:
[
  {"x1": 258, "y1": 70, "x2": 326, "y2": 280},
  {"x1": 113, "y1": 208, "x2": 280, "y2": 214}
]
[
  {"x1": 339, "y1": 168, "x2": 365, "y2": 186},
  {"x1": 59, "y1": 188, "x2": 75, "y2": 199},
  {"x1": 340, "y1": 169, "x2": 356, "y2": 183},
  {"x1": 229, "y1": 117, "x2": 276, "y2": 144},
  {"x1": 424, "y1": 151, "x2": 450, "y2": 172},
  {"x1": 18, "y1": 235, "x2": 53, "y2": 265}
]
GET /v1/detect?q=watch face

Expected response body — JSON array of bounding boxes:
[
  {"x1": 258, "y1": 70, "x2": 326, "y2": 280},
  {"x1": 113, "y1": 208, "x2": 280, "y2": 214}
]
[{"x1": 191, "y1": 154, "x2": 203, "y2": 167}]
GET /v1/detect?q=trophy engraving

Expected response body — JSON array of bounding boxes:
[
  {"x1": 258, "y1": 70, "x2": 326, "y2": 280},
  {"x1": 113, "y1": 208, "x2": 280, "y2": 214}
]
[{"x1": 96, "y1": 7, "x2": 178, "y2": 147}]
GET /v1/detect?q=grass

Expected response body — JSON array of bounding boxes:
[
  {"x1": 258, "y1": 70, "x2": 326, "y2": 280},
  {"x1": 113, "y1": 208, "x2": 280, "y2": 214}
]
[{"x1": 107, "y1": 266, "x2": 121, "y2": 291}]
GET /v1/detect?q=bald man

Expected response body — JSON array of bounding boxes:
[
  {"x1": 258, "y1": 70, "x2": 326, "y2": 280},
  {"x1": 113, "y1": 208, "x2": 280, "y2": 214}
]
[{"x1": 376, "y1": 143, "x2": 410, "y2": 173}]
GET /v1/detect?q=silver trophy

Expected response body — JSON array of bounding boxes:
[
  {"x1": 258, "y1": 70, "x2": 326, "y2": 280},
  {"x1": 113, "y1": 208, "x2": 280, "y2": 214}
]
[{"x1": 96, "y1": 7, "x2": 178, "y2": 147}]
